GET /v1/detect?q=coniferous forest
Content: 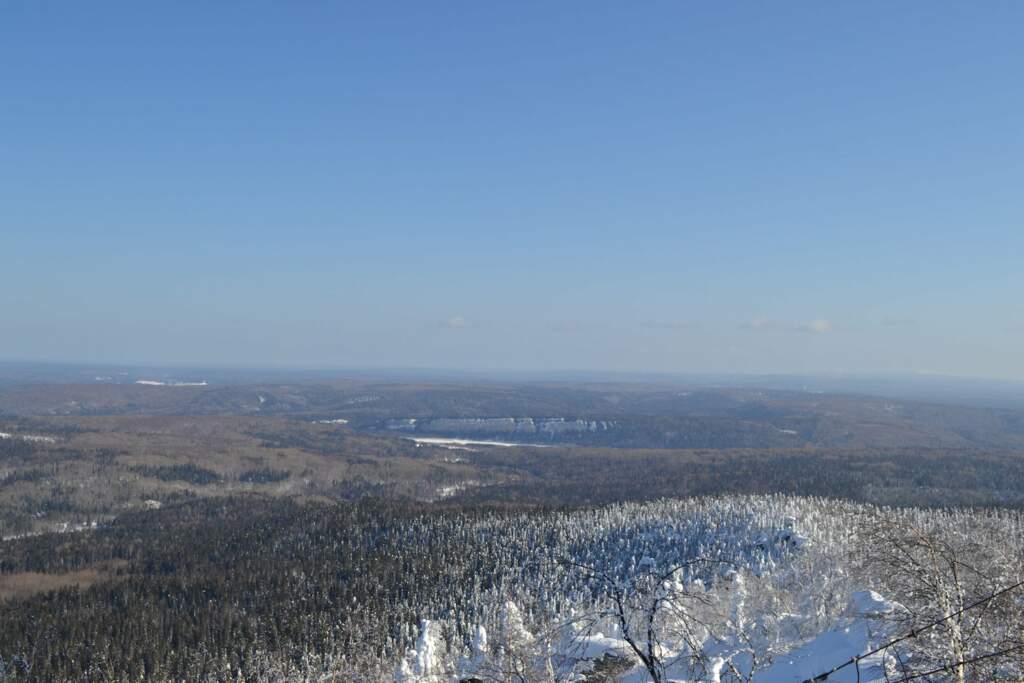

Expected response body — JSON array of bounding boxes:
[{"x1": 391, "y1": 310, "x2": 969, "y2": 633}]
[{"x1": 2, "y1": 493, "x2": 1023, "y2": 681}]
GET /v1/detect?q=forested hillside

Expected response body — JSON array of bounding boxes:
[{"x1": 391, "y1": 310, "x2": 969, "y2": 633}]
[
  {"x1": 5, "y1": 380, "x2": 1024, "y2": 451},
  {"x1": 1, "y1": 496, "x2": 1021, "y2": 681},
  {"x1": 5, "y1": 414, "x2": 1024, "y2": 538}
]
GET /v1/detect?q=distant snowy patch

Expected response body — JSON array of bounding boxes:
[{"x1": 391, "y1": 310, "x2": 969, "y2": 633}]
[
  {"x1": 407, "y1": 436, "x2": 551, "y2": 449},
  {"x1": 344, "y1": 395, "x2": 380, "y2": 405},
  {"x1": 135, "y1": 380, "x2": 208, "y2": 387},
  {"x1": 432, "y1": 482, "x2": 480, "y2": 500},
  {"x1": 0, "y1": 431, "x2": 57, "y2": 444}
]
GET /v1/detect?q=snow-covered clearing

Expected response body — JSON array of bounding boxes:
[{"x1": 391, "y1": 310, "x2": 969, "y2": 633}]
[
  {"x1": 431, "y1": 481, "x2": 481, "y2": 500},
  {"x1": 0, "y1": 431, "x2": 57, "y2": 443},
  {"x1": 134, "y1": 380, "x2": 208, "y2": 386},
  {"x1": 406, "y1": 436, "x2": 551, "y2": 449}
]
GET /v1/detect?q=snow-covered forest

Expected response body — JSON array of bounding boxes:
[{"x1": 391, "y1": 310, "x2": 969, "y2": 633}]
[
  {"x1": 386, "y1": 496, "x2": 1024, "y2": 683},
  {"x1": 2, "y1": 495, "x2": 1021, "y2": 682}
]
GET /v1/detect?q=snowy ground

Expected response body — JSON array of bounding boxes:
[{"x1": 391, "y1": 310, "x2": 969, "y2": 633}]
[{"x1": 401, "y1": 589, "x2": 902, "y2": 683}]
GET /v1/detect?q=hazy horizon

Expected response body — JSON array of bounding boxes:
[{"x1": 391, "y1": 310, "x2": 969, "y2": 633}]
[
  {"x1": 4, "y1": 3, "x2": 1023, "y2": 379},
  {"x1": 4, "y1": 356, "x2": 1024, "y2": 387}
]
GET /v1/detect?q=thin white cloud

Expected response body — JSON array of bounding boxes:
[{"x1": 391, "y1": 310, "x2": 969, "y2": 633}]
[
  {"x1": 806, "y1": 318, "x2": 832, "y2": 334},
  {"x1": 439, "y1": 315, "x2": 472, "y2": 329},
  {"x1": 744, "y1": 317, "x2": 833, "y2": 334},
  {"x1": 548, "y1": 320, "x2": 587, "y2": 333},
  {"x1": 881, "y1": 315, "x2": 916, "y2": 327},
  {"x1": 546, "y1": 319, "x2": 700, "y2": 333},
  {"x1": 642, "y1": 320, "x2": 701, "y2": 331}
]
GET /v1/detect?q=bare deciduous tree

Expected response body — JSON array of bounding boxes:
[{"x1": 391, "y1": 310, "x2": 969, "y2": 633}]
[
  {"x1": 859, "y1": 512, "x2": 1024, "y2": 683},
  {"x1": 556, "y1": 556, "x2": 748, "y2": 683}
]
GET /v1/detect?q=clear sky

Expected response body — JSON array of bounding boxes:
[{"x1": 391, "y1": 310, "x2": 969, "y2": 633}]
[{"x1": 3, "y1": 2, "x2": 1023, "y2": 378}]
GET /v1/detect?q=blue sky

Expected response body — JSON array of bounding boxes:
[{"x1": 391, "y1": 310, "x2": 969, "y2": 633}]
[{"x1": 3, "y1": 2, "x2": 1023, "y2": 378}]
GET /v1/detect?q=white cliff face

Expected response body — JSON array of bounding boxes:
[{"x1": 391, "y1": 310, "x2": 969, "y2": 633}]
[
  {"x1": 387, "y1": 418, "x2": 419, "y2": 431},
  {"x1": 537, "y1": 418, "x2": 614, "y2": 434},
  {"x1": 385, "y1": 417, "x2": 615, "y2": 437},
  {"x1": 429, "y1": 417, "x2": 524, "y2": 434}
]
